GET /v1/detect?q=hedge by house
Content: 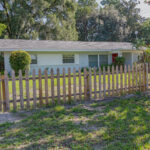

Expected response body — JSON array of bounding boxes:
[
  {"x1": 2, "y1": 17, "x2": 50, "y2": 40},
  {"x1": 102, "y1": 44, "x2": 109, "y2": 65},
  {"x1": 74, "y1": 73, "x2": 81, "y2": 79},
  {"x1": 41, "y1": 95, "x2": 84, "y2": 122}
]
[{"x1": 9, "y1": 50, "x2": 31, "y2": 75}]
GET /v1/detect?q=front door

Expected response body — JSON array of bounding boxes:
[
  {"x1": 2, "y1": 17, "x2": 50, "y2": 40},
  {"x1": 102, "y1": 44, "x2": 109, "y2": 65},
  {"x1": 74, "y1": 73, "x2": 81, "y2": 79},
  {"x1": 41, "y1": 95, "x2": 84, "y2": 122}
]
[{"x1": 112, "y1": 53, "x2": 118, "y2": 63}]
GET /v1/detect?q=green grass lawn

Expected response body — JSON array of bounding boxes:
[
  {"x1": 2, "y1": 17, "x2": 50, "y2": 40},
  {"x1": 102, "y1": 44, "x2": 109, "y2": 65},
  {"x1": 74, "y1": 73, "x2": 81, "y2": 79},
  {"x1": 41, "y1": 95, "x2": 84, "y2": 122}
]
[{"x1": 1, "y1": 96, "x2": 150, "y2": 149}]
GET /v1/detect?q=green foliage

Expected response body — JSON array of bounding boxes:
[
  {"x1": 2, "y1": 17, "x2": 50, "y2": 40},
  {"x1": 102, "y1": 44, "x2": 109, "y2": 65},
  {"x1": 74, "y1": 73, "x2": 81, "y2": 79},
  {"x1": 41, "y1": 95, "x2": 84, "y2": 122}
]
[
  {"x1": 139, "y1": 49, "x2": 150, "y2": 63},
  {"x1": 100, "y1": 0, "x2": 142, "y2": 42},
  {"x1": 0, "y1": 23, "x2": 6, "y2": 36},
  {"x1": 113, "y1": 56, "x2": 125, "y2": 66},
  {"x1": 9, "y1": 50, "x2": 31, "y2": 75},
  {"x1": 133, "y1": 38, "x2": 146, "y2": 49},
  {"x1": 139, "y1": 19, "x2": 150, "y2": 45},
  {"x1": 76, "y1": 0, "x2": 98, "y2": 41},
  {"x1": 0, "y1": 0, "x2": 78, "y2": 40}
]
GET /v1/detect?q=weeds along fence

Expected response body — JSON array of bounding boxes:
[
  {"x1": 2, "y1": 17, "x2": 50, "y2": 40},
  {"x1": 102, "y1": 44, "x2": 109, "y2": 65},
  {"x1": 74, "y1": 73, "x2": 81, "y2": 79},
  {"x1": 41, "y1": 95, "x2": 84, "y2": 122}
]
[{"x1": 0, "y1": 63, "x2": 149, "y2": 112}]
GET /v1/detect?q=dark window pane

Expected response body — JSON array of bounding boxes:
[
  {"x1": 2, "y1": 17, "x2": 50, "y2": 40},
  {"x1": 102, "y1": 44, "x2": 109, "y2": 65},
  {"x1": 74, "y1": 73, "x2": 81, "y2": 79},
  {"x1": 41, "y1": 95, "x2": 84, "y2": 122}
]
[
  {"x1": 89, "y1": 55, "x2": 98, "y2": 68},
  {"x1": 99, "y1": 55, "x2": 108, "y2": 66},
  {"x1": 63, "y1": 55, "x2": 75, "y2": 63},
  {"x1": 31, "y1": 54, "x2": 37, "y2": 64}
]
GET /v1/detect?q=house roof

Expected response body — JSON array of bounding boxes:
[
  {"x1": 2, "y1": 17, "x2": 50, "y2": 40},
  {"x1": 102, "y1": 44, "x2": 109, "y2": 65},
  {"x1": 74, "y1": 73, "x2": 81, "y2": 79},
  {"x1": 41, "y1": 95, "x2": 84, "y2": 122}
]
[{"x1": 0, "y1": 39, "x2": 135, "y2": 52}]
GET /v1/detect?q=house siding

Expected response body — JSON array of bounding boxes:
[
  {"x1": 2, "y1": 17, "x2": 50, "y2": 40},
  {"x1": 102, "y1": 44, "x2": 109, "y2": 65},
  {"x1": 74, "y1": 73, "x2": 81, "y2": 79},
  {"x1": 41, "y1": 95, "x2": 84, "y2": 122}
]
[{"x1": 4, "y1": 51, "x2": 139, "y2": 74}]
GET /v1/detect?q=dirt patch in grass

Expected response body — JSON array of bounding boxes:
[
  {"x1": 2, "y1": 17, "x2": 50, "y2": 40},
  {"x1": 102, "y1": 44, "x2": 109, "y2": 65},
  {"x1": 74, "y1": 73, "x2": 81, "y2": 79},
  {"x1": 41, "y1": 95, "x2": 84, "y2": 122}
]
[{"x1": 0, "y1": 111, "x2": 32, "y2": 124}]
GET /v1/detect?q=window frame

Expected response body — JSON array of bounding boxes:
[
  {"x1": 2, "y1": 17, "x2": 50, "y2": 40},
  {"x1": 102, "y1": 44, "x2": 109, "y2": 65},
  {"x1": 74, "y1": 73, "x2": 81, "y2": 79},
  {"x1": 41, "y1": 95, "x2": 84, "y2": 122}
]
[
  {"x1": 30, "y1": 54, "x2": 37, "y2": 64},
  {"x1": 88, "y1": 55, "x2": 98, "y2": 68},
  {"x1": 99, "y1": 54, "x2": 108, "y2": 66},
  {"x1": 62, "y1": 54, "x2": 75, "y2": 64}
]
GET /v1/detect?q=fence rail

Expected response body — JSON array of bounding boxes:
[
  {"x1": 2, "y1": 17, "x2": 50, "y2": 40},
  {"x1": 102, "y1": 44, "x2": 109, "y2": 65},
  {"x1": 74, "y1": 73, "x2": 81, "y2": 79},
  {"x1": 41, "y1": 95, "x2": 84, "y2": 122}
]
[{"x1": 0, "y1": 63, "x2": 149, "y2": 112}]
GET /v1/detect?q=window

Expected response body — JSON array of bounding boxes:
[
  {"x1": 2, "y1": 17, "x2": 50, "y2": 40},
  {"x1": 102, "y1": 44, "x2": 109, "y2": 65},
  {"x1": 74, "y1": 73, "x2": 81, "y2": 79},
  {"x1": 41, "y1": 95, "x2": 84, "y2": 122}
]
[
  {"x1": 89, "y1": 55, "x2": 98, "y2": 68},
  {"x1": 99, "y1": 55, "x2": 108, "y2": 65},
  {"x1": 31, "y1": 54, "x2": 37, "y2": 64},
  {"x1": 63, "y1": 54, "x2": 75, "y2": 63}
]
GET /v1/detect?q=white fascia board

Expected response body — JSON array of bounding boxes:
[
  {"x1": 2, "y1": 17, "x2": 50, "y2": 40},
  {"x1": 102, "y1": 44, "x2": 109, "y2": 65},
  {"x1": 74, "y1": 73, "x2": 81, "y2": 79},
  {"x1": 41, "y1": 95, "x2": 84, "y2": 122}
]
[{"x1": 0, "y1": 48, "x2": 134, "y2": 52}]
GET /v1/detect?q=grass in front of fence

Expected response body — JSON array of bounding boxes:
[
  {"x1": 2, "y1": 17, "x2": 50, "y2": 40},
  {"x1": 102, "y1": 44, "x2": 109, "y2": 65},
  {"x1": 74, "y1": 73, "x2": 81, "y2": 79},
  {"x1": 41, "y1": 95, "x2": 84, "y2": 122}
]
[{"x1": 0, "y1": 96, "x2": 150, "y2": 149}]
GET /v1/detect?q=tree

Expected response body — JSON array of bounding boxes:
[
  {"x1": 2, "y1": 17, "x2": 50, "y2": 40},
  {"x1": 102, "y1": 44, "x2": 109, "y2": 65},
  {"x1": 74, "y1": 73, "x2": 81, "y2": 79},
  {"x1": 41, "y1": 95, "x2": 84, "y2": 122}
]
[
  {"x1": 0, "y1": 0, "x2": 78, "y2": 40},
  {"x1": 139, "y1": 19, "x2": 150, "y2": 45},
  {"x1": 76, "y1": 5, "x2": 130, "y2": 41},
  {"x1": 100, "y1": 0, "x2": 142, "y2": 42},
  {"x1": 0, "y1": 23, "x2": 6, "y2": 36},
  {"x1": 90, "y1": 6, "x2": 130, "y2": 41},
  {"x1": 9, "y1": 51, "x2": 31, "y2": 75},
  {"x1": 75, "y1": 0, "x2": 98, "y2": 41}
]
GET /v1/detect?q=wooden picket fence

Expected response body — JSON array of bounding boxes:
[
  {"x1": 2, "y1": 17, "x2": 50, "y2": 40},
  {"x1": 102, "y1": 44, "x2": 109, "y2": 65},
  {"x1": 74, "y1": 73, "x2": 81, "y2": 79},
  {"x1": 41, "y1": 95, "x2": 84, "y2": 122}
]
[{"x1": 0, "y1": 63, "x2": 149, "y2": 112}]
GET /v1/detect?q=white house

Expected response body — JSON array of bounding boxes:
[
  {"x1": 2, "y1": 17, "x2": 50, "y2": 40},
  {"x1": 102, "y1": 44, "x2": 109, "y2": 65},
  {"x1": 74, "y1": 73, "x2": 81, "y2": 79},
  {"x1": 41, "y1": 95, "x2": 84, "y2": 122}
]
[{"x1": 0, "y1": 39, "x2": 142, "y2": 74}]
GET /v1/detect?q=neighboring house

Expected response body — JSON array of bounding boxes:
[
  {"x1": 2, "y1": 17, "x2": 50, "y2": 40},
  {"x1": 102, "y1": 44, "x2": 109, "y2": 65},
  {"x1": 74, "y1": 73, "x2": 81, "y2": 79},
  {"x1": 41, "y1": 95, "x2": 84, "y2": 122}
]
[{"x1": 0, "y1": 39, "x2": 142, "y2": 74}]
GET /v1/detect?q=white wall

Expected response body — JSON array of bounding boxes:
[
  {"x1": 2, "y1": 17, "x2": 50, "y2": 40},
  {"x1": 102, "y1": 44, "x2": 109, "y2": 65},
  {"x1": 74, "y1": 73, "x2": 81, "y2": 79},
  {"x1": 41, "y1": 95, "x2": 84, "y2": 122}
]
[
  {"x1": 4, "y1": 52, "x2": 11, "y2": 72},
  {"x1": 3, "y1": 51, "x2": 138, "y2": 74},
  {"x1": 132, "y1": 53, "x2": 139, "y2": 64},
  {"x1": 122, "y1": 52, "x2": 132, "y2": 66}
]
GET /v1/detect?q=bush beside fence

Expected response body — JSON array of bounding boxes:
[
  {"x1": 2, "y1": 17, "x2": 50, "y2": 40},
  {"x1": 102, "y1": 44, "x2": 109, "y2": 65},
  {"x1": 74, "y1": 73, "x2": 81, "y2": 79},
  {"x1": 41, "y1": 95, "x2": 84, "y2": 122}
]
[{"x1": 0, "y1": 63, "x2": 149, "y2": 112}]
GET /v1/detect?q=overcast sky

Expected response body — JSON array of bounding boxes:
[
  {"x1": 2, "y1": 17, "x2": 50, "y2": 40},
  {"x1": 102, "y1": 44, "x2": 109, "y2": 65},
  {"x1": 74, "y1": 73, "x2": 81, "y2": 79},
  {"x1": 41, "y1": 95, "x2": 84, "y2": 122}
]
[{"x1": 96, "y1": 0, "x2": 150, "y2": 18}]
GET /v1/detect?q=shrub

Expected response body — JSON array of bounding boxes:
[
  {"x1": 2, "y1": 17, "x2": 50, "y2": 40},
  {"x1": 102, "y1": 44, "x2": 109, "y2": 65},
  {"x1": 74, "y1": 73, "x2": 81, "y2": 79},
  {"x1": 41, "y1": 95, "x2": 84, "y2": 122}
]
[
  {"x1": 9, "y1": 50, "x2": 31, "y2": 75},
  {"x1": 139, "y1": 49, "x2": 150, "y2": 63},
  {"x1": 113, "y1": 56, "x2": 125, "y2": 66}
]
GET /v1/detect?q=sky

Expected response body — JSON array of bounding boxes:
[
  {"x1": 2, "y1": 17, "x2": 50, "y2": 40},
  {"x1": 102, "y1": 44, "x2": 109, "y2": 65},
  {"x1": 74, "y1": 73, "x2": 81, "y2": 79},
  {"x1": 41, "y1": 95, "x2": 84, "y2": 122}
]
[{"x1": 96, "y1": 0, "x2": 150, "y2": 18}]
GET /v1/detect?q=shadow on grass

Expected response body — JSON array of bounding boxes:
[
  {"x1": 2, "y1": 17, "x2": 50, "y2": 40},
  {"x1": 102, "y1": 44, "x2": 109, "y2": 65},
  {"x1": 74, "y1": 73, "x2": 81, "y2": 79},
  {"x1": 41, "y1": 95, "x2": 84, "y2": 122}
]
[{"x1": 1, "y1": 97, "x2": 150, "y2": 150}]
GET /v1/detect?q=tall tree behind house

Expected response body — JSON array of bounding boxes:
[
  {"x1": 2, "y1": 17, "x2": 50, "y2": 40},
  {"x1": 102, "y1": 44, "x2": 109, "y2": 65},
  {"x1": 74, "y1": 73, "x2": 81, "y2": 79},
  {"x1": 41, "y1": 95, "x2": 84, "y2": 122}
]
[{"x1": 0, "y1": 0, "x2": 78, "y2": 40}]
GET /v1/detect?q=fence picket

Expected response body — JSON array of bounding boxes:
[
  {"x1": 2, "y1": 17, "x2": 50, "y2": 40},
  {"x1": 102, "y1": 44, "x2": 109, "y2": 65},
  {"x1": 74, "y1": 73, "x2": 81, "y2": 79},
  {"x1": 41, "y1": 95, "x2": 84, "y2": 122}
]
[
  {"x1": 89, "y1": 68, "x2": 92, "y2": 100},
  {"x1": 51, "y1": 68, "x2": 55, "y2": 104},
  {"x1": 120, "y1": 65, "x2": 123, "y2": 94},
  {"x1": 0, "y1": 74, "x2": 2, "y2": 111},
  {"x1": 57, "y1": 68, "x2": 60, "y2": 103},
  {"x1": 146, "y1": 63, "x2": 149, "y2": 90},
  {"x1": 94, "y1": 67, "x2": 97, "y2": 99},
  {"x1": 63, "y1": 68, "x2": 66, "y2": 103},
  {"x1": 19, "y1": 70, "x2": 24, "y2": 109},
  {"x1": 84, "y1": 68, "x2": 87, "y2": 100},
  {"x1": 108, "y1": 66, "x2": 110, "y2": 96},
  {"x1": 99, "y1": 67, "x2": 102, "y2": 98},
  {"x1": 25, "y1": 70, "x2": 30, "y2": 109},
  {"x1": 73, "y1": 68, "x2": 76, "y2": 101},
  {"x1": 128, "y1": 65, "x2": 131, "y2": 93},
  {"x1": 112, "y1": 66, "x2": 114, "y2": 96},
  {"x1": 68, "y1": 68, "x2": 71, "y2": 101},
  {"x1": 38, "y1": 69, "x2": 43, "y2": 106},
  {"x1": 135, "y1": 64, "x2": 138, "y2": 91},
  {"x1": 44, "y1": 69, "x2": 49, "y2": 105},
  {"x1": 143, "y1": 64, "x2": 146, "y2": 91},
  {"x1": 116, "y1": 65, "x2": 119, "y2": 95},
  {"x1": 124, "y1": 65, "x2": 127, "y2": 94},
  {"x1": 79, "y1": 68, "x2": 82, "y2": 100},
  {"x1": 12, "y1": 70, "x2": 17, "y2": 110},
  {"x1": 103, "y1": 66, "x2": 106, "y2": 97},
  {"x1": 32, "y1": 69, "x2": 37, "y2": 108},
  {"x1": 139, "y1": 64, "x2": 141, "y2": 91},
  {"x1": 132, "y1": 65, "x2": 134, "y2": 92}
]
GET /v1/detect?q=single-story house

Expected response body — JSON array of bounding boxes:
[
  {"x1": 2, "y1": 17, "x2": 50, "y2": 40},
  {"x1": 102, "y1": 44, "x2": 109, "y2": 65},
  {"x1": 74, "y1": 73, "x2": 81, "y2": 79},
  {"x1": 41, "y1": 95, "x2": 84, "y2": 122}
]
[{"x1": 0, "y1": 39, "x2": 142, "y2": 74}]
